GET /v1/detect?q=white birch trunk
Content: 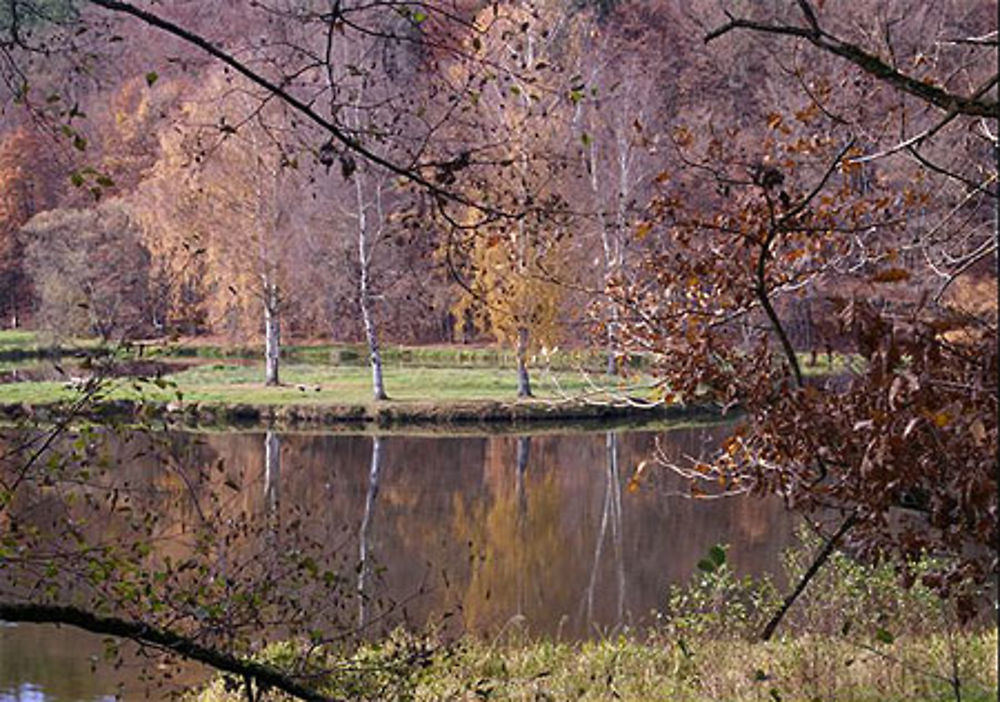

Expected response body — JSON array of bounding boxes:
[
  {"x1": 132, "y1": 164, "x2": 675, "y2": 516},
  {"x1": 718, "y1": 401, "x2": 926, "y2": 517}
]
[
  {"x1": 516, "y1": 326, "x2": 533, "y2": 398},
  {"x1": 263, "y1": 281, "x2": 280, "y2": 386},
  {"x1": 355, "y1": 175, "x2": 388, "y2": 401}
]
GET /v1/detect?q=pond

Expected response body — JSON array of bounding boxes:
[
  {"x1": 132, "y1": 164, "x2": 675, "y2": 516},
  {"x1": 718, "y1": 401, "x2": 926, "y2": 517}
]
[{"x1": 0, "y1": 422, "x2": 796, "y2": 700}]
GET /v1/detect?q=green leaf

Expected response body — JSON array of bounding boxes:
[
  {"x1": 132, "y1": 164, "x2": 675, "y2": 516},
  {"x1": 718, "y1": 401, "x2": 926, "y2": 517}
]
[
  {"x1": 696, "y1": 558, "x2": 716, "y2": 573},
  {"x1": 95, "y1": 175, "x2": 114, "y2": 188},
  {"x1": 145, "y1": 71, "x2": 159, "y2": 87},
  {"x1": 709, "y1": 544, "x2": 727, "y2": 567},
  {"x1": 412, "y1": 10, "x2": 427, "y2": 23},
  {"x1": 875, "y1": 628, "x2": 894, "y2": 645},
  {"x1": 72, "y1": 134, "x2": 87, "y2": 151},
  {"x1": 769, "y1": 688, "x2": 782, "y2": 701},
  {"x1": 70, "y1": 172, "x2": 85, "y2": 187},
  {"x1": 753, "y1": 669, "x2": 768, "y2": 681},
  {"x1": 580, "y1": 132, "x2": 592, "y2": 146}
]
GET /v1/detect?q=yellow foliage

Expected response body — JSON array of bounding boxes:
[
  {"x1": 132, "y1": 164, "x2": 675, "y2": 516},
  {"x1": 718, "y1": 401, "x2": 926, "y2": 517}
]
[{"x1": 451, "y1": 219, "x2": 566, "y2": 354}]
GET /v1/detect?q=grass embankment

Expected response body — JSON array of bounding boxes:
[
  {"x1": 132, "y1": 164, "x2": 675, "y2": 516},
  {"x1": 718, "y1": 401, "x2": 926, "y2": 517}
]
[
  {"x1": 0, "y1": 330, "x2": 859, "y2": 427},
  {"x1": 0, "y1": 331, "x2": 685, "y2": 428}
]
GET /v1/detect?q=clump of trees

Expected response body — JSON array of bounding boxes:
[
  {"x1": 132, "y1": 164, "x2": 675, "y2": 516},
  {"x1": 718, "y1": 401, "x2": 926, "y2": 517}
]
[{"x1": 23, "y1": 199, "x2": 151, "y2": 341}]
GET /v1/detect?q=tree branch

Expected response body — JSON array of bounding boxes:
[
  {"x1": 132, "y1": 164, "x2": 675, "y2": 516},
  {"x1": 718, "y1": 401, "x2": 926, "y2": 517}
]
[
  {"x1": 854, "y1": 74, "x2": 1000, "y2": 164},
  {"x1": 705, "y1": 18, "x2": 999, "y2": 118},
  {"x1": 0, "y1": 602, "x2": 338, "y2": 702},
  {"x1": 760, "y1": 512, "x2": 857, "y2": 641}
]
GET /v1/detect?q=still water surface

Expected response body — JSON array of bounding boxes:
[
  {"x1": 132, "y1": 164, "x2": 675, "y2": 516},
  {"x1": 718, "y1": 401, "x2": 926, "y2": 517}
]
[{"x1": 0, "y1": 424, "x2": 796, "y2": 700}]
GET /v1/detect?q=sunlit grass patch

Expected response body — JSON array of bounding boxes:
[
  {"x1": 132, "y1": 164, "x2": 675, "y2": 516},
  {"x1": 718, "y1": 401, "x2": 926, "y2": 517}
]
[{"x1": 0, "y1": 329, "x2": 39, "y2": 348}]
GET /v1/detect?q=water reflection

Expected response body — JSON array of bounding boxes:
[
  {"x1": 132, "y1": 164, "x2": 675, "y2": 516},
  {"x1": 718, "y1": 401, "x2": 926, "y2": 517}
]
[
  {"x1": 0, "y1": 623, "x2": 174, "y2": 701},
  {"x1": 264, "y1": 430, "x2": 280, "y2": 516},
  {"x1": 583, "y1": 432, "x2": 625, "y2": 630},
  {"x1": 358, "y1": 436, "x2": 383, "y2": 629},
  {"x1": 1, "y1": 424, "x2": 797, "y2": 697}
]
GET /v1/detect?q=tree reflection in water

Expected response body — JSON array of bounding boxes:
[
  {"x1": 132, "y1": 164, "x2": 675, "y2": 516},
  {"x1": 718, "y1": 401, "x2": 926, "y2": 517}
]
[
  {"x1": 582, "y1": 432, "x2": 625, "y2": 632},
  {"x1": 0, "y1": 425, "x2": 798, "y2": 698},
  {"x1": 358, "y1": 436, "x2": 382, "y2": 630}
]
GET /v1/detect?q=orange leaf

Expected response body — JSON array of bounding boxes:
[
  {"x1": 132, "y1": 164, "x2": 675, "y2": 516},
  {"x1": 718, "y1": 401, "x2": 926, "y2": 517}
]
[
  {"x1": 871, "y1": 268, "x2": 911, "y2": 283},
  {"x1": 627, "y1": 460, "x2": 647, "y2": 493}
]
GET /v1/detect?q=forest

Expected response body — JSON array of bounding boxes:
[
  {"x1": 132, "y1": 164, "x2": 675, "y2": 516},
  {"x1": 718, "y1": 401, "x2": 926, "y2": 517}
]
[{"x1": 0, "y1": 0, "x2": 996, "y2": 699}]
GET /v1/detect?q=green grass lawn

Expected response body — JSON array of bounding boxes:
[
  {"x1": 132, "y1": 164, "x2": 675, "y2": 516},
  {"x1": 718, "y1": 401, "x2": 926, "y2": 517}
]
[
  {"x1": 0, "y1": 360, "x2": 663, "y2": 408},
  {"x1": 0, "y1": 329, "x2": 858, "y2": 413},
  {"x1": 0, "y1": 329, "x2": 39, "y2": 349}
]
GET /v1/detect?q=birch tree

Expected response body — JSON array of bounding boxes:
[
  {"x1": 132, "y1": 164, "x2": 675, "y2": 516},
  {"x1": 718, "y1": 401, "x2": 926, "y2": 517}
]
[
  {"x1": 444, "y1": 0, "x2": 584, "y2": 397},
  {"x1": 141, "y1": 72, "x2": 303, "y2": 384}
]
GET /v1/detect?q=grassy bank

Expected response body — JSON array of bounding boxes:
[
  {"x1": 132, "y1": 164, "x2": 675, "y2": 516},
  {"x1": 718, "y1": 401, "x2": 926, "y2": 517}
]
[
  {"x1": 190, "y1": 542, "x2": 998, "y2": 701},
  {"x1": 0, "y1": 360, "x2": 682, "y2": 427},
  {"x1": 0, "y1": 330, "x2": 686, "y2": 427},
  {"x1": 0, "y1": 330, "x2": 857, "y2": 427},
  {"x1": 190, "y1": 630, "x2": 997, "y2": 701}
]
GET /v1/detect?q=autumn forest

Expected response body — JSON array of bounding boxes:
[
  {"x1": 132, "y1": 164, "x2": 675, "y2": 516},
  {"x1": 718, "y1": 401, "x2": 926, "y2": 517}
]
[{"x1": 0, "y1": 0, "x2": 996, "y2": 699}]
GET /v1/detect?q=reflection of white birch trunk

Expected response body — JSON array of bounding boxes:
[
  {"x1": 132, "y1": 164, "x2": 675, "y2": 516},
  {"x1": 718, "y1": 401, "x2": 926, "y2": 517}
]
[
  {"x1": 515, "y1": 435, "x2": 531, "y2": 518},
  {"x1": 264, "y1": 430, "x2": 280, "y2": 515},
  {"x1": 515, "y1": 435, "x2": 531, "y2": 618},
  {"x1": 609, "y1": 432, "x2": 625, "y2": 623},
  {"x1": 582, "y1": 431, "x2": 625, "y2": 628},
  {"x1": 358, "y1": 435, "x2": 382, "y2": 629}
]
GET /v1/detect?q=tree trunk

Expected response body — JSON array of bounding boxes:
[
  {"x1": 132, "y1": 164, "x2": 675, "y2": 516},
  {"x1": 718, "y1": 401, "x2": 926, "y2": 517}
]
[
  {"x1": 355, "y1": 175, "x2": 388, "y2": 402},
  {"x1": 605, "y1": 312, "x2": 618, "y2": 375},
  {"x1": 516, "y1": 326, "x2": 532, "y2": 398},
  {"x1": 359, "y1": 265, "x2": 387, "y2": 401},
  {"x1": 263, "y1": 283, "x2": 280, "y2": 386}
]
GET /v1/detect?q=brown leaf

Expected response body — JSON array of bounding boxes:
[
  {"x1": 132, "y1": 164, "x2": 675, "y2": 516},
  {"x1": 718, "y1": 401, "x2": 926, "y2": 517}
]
[
  {"x1": 871, "y1": 268, "x2": 911, "y2": 283},
  {"x1": 969, "y1": 419, "x2": 986, "y2": 445}
]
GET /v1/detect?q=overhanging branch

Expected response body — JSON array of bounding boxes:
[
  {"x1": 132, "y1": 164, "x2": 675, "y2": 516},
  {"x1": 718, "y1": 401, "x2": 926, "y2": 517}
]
[
  {"x1": 84, "y1": 0, "x2": 507, "y2": 217},
  {"x1": 0, "y1": 602, "x2": 338, "y2": 702},
  {"x1": 705, "y1": 13, "x2": 999, "y2": 119}
]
